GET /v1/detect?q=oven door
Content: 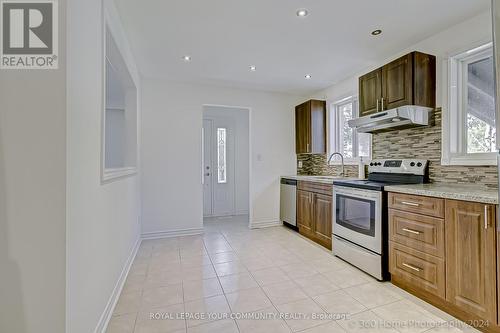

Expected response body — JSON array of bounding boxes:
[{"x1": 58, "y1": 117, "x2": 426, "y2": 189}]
[{"x1": 333, "y1": 186, "x2": 382, "y2": 254}]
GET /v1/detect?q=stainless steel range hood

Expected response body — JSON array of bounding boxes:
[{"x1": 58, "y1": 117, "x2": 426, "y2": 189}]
[{"x1": 348, "y1": 105, "x2": 432, "y2": 133}]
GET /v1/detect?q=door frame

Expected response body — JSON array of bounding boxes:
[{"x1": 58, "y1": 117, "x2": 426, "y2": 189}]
[{"x1": 202, "y1": 104, "x2": 252, "y2": 228}]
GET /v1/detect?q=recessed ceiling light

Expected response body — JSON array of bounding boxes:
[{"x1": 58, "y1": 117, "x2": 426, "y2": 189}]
[
  {"x1": 182, "y1": 55, "x2": 192, "y2": 62},
  {"x1": 249, "y1": 65, "x2": 256, "y2": 72},
  {"x1": 305, "y1": 74, "x2": 312, "y2": 79},
  {"x1": 296, "y1": 8, "x2": 309, "y2": 17},
  {"x1": 371, "y1": 29, "x2": 382, "y2": 36}
]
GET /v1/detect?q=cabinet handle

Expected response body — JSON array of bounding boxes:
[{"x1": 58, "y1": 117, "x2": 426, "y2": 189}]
[
  {"x1": 402, "y1": 263, "x2": 421, "y2": 272},
  {"x1": 402, "y1": 228, "x2": 421, "y2": 235},
  {"x1": 485, "y1": 205, "x2": 489, "y2": 229},
  {"x1": 381, "y1": 97, "x2": 385, "y2": 111},
  {"x1": 376, "y1": 99, "x2": 379, "y2": 112},
  {"x1": 401, "y1": 201, "x2": 420, "y2": 207},
  {"x1": 307, "y1": 143, "x2": 310, "y2": 152}
]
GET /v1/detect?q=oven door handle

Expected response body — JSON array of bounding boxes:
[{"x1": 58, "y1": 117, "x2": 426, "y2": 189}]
[{"x1": 334, "y1": 190, "x2": 381, "y2": 201}]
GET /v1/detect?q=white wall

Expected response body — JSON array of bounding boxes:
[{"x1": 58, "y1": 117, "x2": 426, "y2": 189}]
[
  {"x1": 67, "y1": 1, "x2": 141, "y2": 333},
  {"x1": 141, "y1": 80, "x2": 303, "y2": 234},
  {"x1": 203, "y1": 106, "x2": 250, "y2": 215},
  {"x1": 0, "y1": 1, "x2": 67, "y2": 332},
  {"x1": 313, "y1": 11, "x2": 492, "y2": 106}
]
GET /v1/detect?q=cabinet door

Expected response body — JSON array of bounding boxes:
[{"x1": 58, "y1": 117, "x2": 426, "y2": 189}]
[
  {"x1": 309, "y1": 100, "x2": 326, "y2": 154},
  {"x1": 297, "y1": 190, "x2": 314, "y2": 238},
  {"x1": 295, "y1": 101, "x2": 311, "y2": 154},
  {"x1": 445, "y1": 200, "x2": 497, "y2": 323},
  {"x1": 359, "y1": 68, "x2": 382, "y2": 117},
  {"x1": 382, "y1": 54, "x2": 413, "y2": 110},
  {"x1": 313, "y1": 193, "x2": 332, "y2": 250}
]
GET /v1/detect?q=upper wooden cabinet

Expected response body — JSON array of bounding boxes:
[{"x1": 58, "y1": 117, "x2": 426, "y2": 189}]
[
  {"x1": 295, "y1": 100, "x2": 326, "y2": 154},
  {"x1": 359, "y1": 51, "x2": 436, "y2": 116},
  {"x1": 445, "y1": 200, "x2": 497, "y2": 324},
  {"x1": 359, "y1": 68, "x2": 382, "y2": 117}
]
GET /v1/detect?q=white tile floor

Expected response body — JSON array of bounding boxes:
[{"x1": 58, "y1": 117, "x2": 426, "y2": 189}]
[{"x1": 107, "y1": 215, "x2": 480, "y2": 333}]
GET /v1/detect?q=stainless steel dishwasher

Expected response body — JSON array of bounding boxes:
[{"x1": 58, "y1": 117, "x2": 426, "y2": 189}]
[{"x1": 280, "y1": 178, "x2": 297, "y2": 227}]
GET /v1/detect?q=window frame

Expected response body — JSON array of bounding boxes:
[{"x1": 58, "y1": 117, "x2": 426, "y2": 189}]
[
  {"x1": 442, "y1": 42, "x2": 497, "y2": 166},
  {"x1": 101, "y1": 15, "x2": 139, "y2": 183},
  {"x1": 327, "y1": 96, "x2": 372, "y2": 165}
]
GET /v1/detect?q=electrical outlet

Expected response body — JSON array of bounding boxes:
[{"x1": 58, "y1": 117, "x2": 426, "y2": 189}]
[{"x1": 298, "y1": 161, "x2": 303, "y2": 168}]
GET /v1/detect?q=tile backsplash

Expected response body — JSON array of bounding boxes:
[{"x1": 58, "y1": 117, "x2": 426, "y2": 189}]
[{"x1": 297, "y1": 108, "x2": 498, "y2": 188}]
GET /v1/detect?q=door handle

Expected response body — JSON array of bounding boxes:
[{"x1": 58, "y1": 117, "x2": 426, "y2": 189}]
[
  {"x1": 205, "y1": 173, "x2": 210, "y2": 176},
  {"x1": 402, "y1": 263, "x2": 422, "y2": 272},
  {"x1": 485, "y1": 205, "x2": 489, "y2": 229},
  {"x1": 401, "y1": 201, "x2": 420, "y2": 207},
  {"x1": 402, "y1": 228, "x2": 421, "y2": 235}
]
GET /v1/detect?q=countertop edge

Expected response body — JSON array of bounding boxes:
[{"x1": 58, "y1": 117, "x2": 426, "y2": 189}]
[{"x1": 384, "y1": 185, "x2": 499, "y2": 205}]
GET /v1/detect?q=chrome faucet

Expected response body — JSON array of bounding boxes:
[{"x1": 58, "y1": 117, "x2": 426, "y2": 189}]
[{"x1": 327, "y1": 152, "x2": 345, "y2": 177}]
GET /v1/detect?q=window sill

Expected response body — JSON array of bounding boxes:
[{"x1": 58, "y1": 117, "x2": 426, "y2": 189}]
[
  {"x1": 441, "y1": 155, "x2": 497, "y2": 166},
  {"x1": 102, "y1": 167, "x2": 137, "y2": 183}
]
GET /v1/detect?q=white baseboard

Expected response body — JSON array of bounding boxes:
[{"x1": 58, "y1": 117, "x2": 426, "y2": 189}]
[
  {"x1": 249, "y1": 219, "x2": 282, "y2": 229},
  {"x1": 142, "y1": 227, "x2": 204, "y2": 240},
  {"x1": 94, "y1": 237, "x2": 141, "y2": 333}
]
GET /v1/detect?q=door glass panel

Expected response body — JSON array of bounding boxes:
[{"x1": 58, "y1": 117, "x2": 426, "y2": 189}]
[
  {"x1": 336, "y1": 195, "x2": 375, "y2": 236},
  {"x1": 217, "y1": 128, "x2": 227, "y2": 183}
]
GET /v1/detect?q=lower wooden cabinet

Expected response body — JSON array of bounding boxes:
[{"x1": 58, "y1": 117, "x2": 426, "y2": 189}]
[
  {"x1": 389, "y1": 194, "x2": 499, "y2": 330},
  {"x1": 445, "y1": 200, "x2": 497, "y2": 324},
  {"x1": 297, "y1": 190, "x2": 314, "y2": 238},
  {"x1": 297, "y1": 182, "x2": 332, "y2": 250},
  {"x1": 313, "y1": 193, "x2": 332, "y2": 249},
  {"x1": 390, "y1": 242, "x2": 445, "y2": 298}
]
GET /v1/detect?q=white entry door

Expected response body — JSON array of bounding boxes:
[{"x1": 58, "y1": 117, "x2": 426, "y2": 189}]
[{"x1": 203, "y1": 117, "x2": 235, "y2": 217}]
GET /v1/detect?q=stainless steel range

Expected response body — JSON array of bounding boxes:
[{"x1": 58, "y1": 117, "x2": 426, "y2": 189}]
[{"x1": 332, "y1": 159, "x2": 428, "y2": 281}]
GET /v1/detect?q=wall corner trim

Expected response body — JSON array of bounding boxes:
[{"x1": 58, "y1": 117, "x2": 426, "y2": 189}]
[
  {"x1": 141, "y1": 227, "x2": 204, "y2": 240},
  {"x1": 94, "y1": 237, "x2": 142, "y2": 333}
]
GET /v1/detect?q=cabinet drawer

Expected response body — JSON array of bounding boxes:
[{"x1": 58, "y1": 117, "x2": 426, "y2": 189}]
[
  {"x1": 298, "y1": 181, "x2": 332, "y2": 196},
  {"x1": 390, "y1": 242, "x2": 445, "y2": 299},
  {"x1": 389, "y1": 209, "x2": 444, "y2": 258},
  {"x1": 389, "y1": 192, "x2": 444, "y2": 218}
]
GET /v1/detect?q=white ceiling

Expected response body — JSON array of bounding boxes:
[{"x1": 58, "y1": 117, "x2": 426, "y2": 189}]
[{"x1": 115, "y1": 0, "x2": 490, "y2": 95}]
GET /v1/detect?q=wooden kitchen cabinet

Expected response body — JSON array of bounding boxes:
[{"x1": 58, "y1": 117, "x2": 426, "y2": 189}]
[
  {"x1": 295, "y1": 100, "x2": 326, "y2": 154},
  {"x1": 297, "y1": 181, "x2": 332, "y2": 250},
  {"x1": 382, "y1": 53, "x2": 413, "y2": 110},
  {"x1": 445, "y1": 200, "x2": 497, "y2": 324},
  {"x1": 359, "y1": 68, "x2": 382, "y2": 117},
  {"x1": 389, "y1": 193, "x2": 500, "y2": 330},
  {"x1": 358, "y1": 51, "x2": 436, "y2": 116},
  {"x1": 313, "y1": 193, "x2": 333, "y2": 249},
  {"x1": 297, "y1": 189, "x2": 314, "y2": 238}
]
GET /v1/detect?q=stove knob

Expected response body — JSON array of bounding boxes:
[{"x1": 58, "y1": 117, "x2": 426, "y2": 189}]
[
  {"x1": 370, "y1": 163, "x2": 374, "y2": 166},
  {"x1": 417, "y1": 162, "x2": 422, "y2": 167},
  {"x1": 410, "y1": 162, "x2": 415, "y2": 167},
  {"x1": 377, "y1": 162, "x2": 382, "y2": 166}
]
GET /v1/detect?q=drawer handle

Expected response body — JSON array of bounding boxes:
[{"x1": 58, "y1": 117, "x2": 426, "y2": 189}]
[
  {"x1": 401, "y1": 201, "x2": 420, "y2": 207},
  {"x1": 402, "y1": 263, "x2": 422, "y2": 272},
  {"x1": 402, "y1": 228, "x2": 421, "y2": 235}
]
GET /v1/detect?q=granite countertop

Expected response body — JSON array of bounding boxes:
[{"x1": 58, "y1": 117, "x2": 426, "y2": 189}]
[
  {"x1": 384, "y1": 183, "x2": 499, "y2": 205},
  {"x1": 281, "y1": 175, "x2": 360, "y2": 185}
]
